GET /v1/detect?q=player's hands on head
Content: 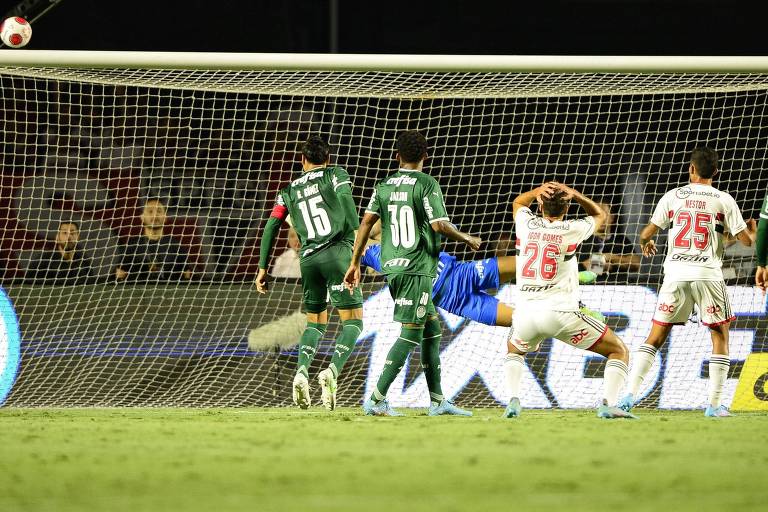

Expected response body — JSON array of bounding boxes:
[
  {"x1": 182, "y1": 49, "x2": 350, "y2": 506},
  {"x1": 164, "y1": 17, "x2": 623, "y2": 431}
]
[
  {"x1": 641, "y1": 239, "x2": 657, "y2": 257},
  {"x1": 756, "y1": 266, "x2": 767, "y2": 294},
  {"x1": 344, "y1": 265, "x2": 361, "y2": 293},
  {"x1": 536, "y1": 182, "x2": 559, "y2": 200},
  {"x1": 556, "y1": 183, "x2": 577, "y2": 201},
  {"x1": 255, "y1": 268, "x2": 269, "y2": 294},
  {"x1": 464, "y1": 235, "x2": 482, "y2": 252}
]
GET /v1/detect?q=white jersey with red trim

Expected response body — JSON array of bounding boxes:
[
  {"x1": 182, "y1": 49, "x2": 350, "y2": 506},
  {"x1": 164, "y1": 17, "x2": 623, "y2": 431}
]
[
  {"x1": 514, "y1": 207, "x2": 596, "y2": 312},
  {"x1": 650, "y1": 183, "x2": 747, "y2": 281}
]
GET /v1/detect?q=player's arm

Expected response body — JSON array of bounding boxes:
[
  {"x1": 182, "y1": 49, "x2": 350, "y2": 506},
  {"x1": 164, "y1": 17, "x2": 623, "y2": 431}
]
[
  {"x1": 639, "y1": 222, "x2": 660, "y2": 257},
  {"x1": 345, "y1": 212, "x2": 379, "y2": 291},
  {"x1": 511, "y1": 182, "x2": 558, "y2": 218},
  {"x1": 256, "y1": 195, "x2": 289, "y2": 294},
  {"x1": 431, "y1": 221, "x2": 481, "y2": 251},
  {"x1": 756, "y1": 204, "x2": 768, "y2": 291},
  {"x1": 604, "y1": 252, "x2": 641, "y2": 272},
  {"x1": 333, "y1": 169, "x2": 360, "y2": 230}
]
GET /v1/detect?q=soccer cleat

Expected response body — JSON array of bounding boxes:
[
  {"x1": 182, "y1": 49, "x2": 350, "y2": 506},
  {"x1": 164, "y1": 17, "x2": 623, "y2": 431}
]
[
  {"x1": 597, "y1": 399, "x2": 637, "y2": 419},
  {"x1": 617, "y1": 393, "x2": 635, "y2": 412},
  {"x1": 317, "y1": 368, "x2": 337, "y2": 411},
  {"x1": 362, "y1": 398, "x2": 403, "y2": 417},
  {"x1": 578, "y1": 270, "x2": 598, "y2": 285},
  {"x1": 704, "y1": 405, "x2": 733, "y2": 417},
  {"x1": 503, "y1": 397, "x2": 522, "y2": 418},
  {"x1": 428, "y1": 400, "x2": 472, "y2": 417},
  {"x1": 292, "y1": 373, "x2": 311, "y2": 410}
]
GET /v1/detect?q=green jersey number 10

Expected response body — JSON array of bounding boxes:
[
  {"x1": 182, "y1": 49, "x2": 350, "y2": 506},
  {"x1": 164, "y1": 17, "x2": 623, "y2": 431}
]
[
  {"x1": 298, "y1": 196, "x2": 331, "y2": 239},
  {"x1": 387, "y1": 204, "x2": 416, "y2": 248}
]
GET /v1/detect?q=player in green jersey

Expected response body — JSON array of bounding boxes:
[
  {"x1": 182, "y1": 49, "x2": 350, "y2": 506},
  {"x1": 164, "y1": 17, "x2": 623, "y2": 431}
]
[
  {"x1": 256, "y1": 135, "x2": 363, "y2": 411},
  {"x1": 757, "y1": 193, "x2": 768, "y2": 292},
  {"x1": 344, "y1": 130, "x2": 481, "y2": 417}
]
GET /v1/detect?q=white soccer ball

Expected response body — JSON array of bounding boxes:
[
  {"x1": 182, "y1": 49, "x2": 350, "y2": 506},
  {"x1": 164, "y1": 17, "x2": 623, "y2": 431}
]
[{"x1": 1, "y1": 17, "x2": 32, "y2": 48}]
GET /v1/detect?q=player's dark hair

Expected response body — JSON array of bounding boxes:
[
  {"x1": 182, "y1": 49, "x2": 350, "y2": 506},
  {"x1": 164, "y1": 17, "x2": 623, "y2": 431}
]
[
  {"x1": 301, "y1": 135, "x2": 331, "y2": 165},
  {"x1": 690, "y1": 146, "x2": 718, "y2": 179},
  {"x1": 541, "y1": 189, "x2": 570, "y2": 218},
  {"x1": 143, "y1": 197, "x2": 166, "y2": 207},
  {"x1": 59, "y1": 221, "x2": 79, "y2": 230},
  {"x1": 396, "y1": 130, "x2": 428, "y2": 164}
]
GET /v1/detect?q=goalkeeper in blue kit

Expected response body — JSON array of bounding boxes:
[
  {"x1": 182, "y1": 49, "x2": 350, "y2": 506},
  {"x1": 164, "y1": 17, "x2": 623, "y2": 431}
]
[{"x1": 361, "y1": 243, "x2": 599, "y2": 328}]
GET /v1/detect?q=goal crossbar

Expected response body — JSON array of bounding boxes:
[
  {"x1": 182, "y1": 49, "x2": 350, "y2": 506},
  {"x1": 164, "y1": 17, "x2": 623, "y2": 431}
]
[{"x1": 1, "y1": 51, "x2": 768, "y2": 73}]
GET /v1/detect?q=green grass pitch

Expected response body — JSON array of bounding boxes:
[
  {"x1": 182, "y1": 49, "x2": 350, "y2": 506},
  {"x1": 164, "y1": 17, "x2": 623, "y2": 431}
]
[{"x1": 1, "y1": 408, "x2": 766, "y2": 511}]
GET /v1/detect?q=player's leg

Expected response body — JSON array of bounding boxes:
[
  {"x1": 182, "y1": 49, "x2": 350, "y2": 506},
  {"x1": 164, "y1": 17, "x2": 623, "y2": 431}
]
[
  {"x1": 586, "y1": 327, "x2": 634, "y2": 414},
  {"x1": 363, "y1": 275, "x2": 429, "y2": 416},
  {"x1": 497, "y1": 256, "x2": 516, "y2": 284},
  {"x1": 503, "y1": 313, "x2": 547, "y2": 418},
  {"x1": 555, "y1": 310, "x2": 634, "y2": 418},
  {"x1": 705, "y1": 323, "x2": 732, "y2": 417},
  {"x1": 696, "y1": 281, "x2": 736, "y2": 417},
  {"x1": 620, "y1": 280, "x2": 691, "y2": 411},
  {"x1": 423, "y1": 310, "x2": 472, "y2": 417},
  {"x1": 293, "y1": 258, "x2": 330, "y2": 409},
  {"x1": 319, "y1": 245, "x2": 364, "y2": 410}
]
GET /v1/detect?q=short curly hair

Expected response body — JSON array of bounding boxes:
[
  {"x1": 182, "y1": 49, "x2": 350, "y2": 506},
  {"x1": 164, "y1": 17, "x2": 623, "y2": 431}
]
[
  {"x1": 690, "y1": 146, "x2": 718, "y2": 179},
  {"x1": 396, "y1": 130, "x2": 427, "y2": 164},
  {"x1": 301, "y1": 135, "x2": 331, "y2": 165},
  {"x1": 541, "y1": 189, "x2": 570, "y2": 218}
]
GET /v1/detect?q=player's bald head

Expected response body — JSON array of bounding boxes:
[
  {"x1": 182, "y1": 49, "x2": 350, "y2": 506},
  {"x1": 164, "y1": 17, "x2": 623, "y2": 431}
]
[
  {"x1": 301, "y1": 135, "x2": 331, "y2": 165},
  {"x1": 690, "y1": 146, "x2": 718, "y2": 179},
  {"x1": 396, "y1": 130, "x2": 427, "y2": 165}
]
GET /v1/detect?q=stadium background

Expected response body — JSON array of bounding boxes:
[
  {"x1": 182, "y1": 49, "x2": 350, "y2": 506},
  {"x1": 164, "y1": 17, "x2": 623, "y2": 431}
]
[{"x1": 1, "y1": 0, "x2": 767, "y2": 410}]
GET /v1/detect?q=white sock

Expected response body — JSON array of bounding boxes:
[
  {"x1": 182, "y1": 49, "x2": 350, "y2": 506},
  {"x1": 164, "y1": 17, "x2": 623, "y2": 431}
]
[
  {"x1": 708, "y1": 354, "x2": 730, "y2": 408},
  {"x1": 628, "y1": 344, "x2": 657, "y2": 396},
  {"x1": 604, "y1": 359, "x2": 629, "y2": 405},
  {"x1": 504, "y1": 353, "x2": 525, "y2": 399}
]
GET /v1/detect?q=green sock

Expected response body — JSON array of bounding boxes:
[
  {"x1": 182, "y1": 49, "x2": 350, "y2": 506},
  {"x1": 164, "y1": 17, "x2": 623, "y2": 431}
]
[
  {"x1": 297, "y1": 322, "x2": 326, "y2": 378},
  {"x1": 371, "y1": 326, "x2": 422, "y2": 403},
  {"x1": 330, "y1": 319, "x2": 363, "y2": 378},
  {"x1": 421, "y1": 317, "x2": 444, "y2": 405}
]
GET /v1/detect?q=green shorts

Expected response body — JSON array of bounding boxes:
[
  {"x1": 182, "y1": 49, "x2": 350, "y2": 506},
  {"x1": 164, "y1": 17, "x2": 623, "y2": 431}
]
[
  {"x1": 386, "y1": 273, "x2": 436, "y2": 325},
  {"x1": 300, "y1": 243, "x2": 363, "y2": 314}
]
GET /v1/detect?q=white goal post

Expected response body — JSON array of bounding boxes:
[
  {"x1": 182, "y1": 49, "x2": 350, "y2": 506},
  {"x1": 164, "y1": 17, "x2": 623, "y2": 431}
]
[{"x1": 0, "y1": 51, "x2": 766, "y2": 410}]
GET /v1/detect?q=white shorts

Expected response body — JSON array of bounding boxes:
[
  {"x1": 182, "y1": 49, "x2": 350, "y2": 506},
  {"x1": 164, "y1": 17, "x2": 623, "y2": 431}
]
[
  {"x1": 509, "y1": 309, "x2": 608, "y2": 353},
  {"x1": 653, "y1": 280, "x2": 735, "y2": 327}
]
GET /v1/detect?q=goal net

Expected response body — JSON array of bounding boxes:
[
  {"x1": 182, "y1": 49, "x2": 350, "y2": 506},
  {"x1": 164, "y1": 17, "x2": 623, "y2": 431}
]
[{"x1": 0, "y1": 52, "x2": 766, "y2": 409}]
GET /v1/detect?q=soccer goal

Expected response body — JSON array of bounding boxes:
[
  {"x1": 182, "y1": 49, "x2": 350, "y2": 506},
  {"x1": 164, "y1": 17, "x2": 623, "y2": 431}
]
[{"x1": 0, "y1": 51, "x2": 766, "y2": 409}]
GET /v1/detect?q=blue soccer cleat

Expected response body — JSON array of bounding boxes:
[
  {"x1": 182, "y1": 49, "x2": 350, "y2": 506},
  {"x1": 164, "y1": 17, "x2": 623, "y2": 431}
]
[
  {"x1": 597, "y1": 399, "x2": 637, "y2": 419},
  {"x1": 704, "y1": 405, "x2": 733, "y2": 417},
  {"x1": 428, "y1": 400, "x2": 472, "y2": 417},
  {"x1": 617, "y1": 393, "x2": 635, "y2": 412},
  {"x1": 362, "y1": 398, "x2": 403, "y2": 417},
  {"x1": 503, "y1": 397, "x2": 522, "y2": 418}
]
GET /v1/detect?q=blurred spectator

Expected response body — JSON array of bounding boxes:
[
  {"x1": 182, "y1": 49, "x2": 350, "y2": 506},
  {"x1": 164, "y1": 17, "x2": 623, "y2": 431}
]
[
  {"x1": 578, "y1": 200, "x2": 640, "y2": 283},
  {"x1": 272, "y1": 227, "x2": 301, "y2": 278},
  {"x1": 115, "y1": 198, "x2": 192, "y2": 282},
  {"x1": 27, "y1": 222, "x2": 92, "y2": 285}
]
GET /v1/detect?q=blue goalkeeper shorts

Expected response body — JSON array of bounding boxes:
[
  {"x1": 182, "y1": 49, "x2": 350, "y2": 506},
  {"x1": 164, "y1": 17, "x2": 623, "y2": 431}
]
[{"x1": 434, "y1": 257, "x2": 501, "y2": 326}]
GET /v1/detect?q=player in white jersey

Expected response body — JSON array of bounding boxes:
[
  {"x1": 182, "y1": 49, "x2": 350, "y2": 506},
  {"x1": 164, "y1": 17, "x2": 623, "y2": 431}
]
[
  {"x1": 504, "y1": 182, "x2": 636, "y2": 419},
  {"x1": 619, "y1": 147, "x2": 756, "y2": 417}
]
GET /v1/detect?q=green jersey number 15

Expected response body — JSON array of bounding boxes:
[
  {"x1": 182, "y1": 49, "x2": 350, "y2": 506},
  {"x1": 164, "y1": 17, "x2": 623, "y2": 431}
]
[{"x1": 298, "y1": 196, "x2": 332, "y2": 239}]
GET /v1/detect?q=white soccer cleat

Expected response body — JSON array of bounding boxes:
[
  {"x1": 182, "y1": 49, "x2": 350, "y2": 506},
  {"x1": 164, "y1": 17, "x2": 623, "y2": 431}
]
[
  {"x1": 317, "y1": 368, "x2": 337, "y2": 411},
  {"x1": 293, "y1": 373, "x2": 311, "y2": 409}
]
